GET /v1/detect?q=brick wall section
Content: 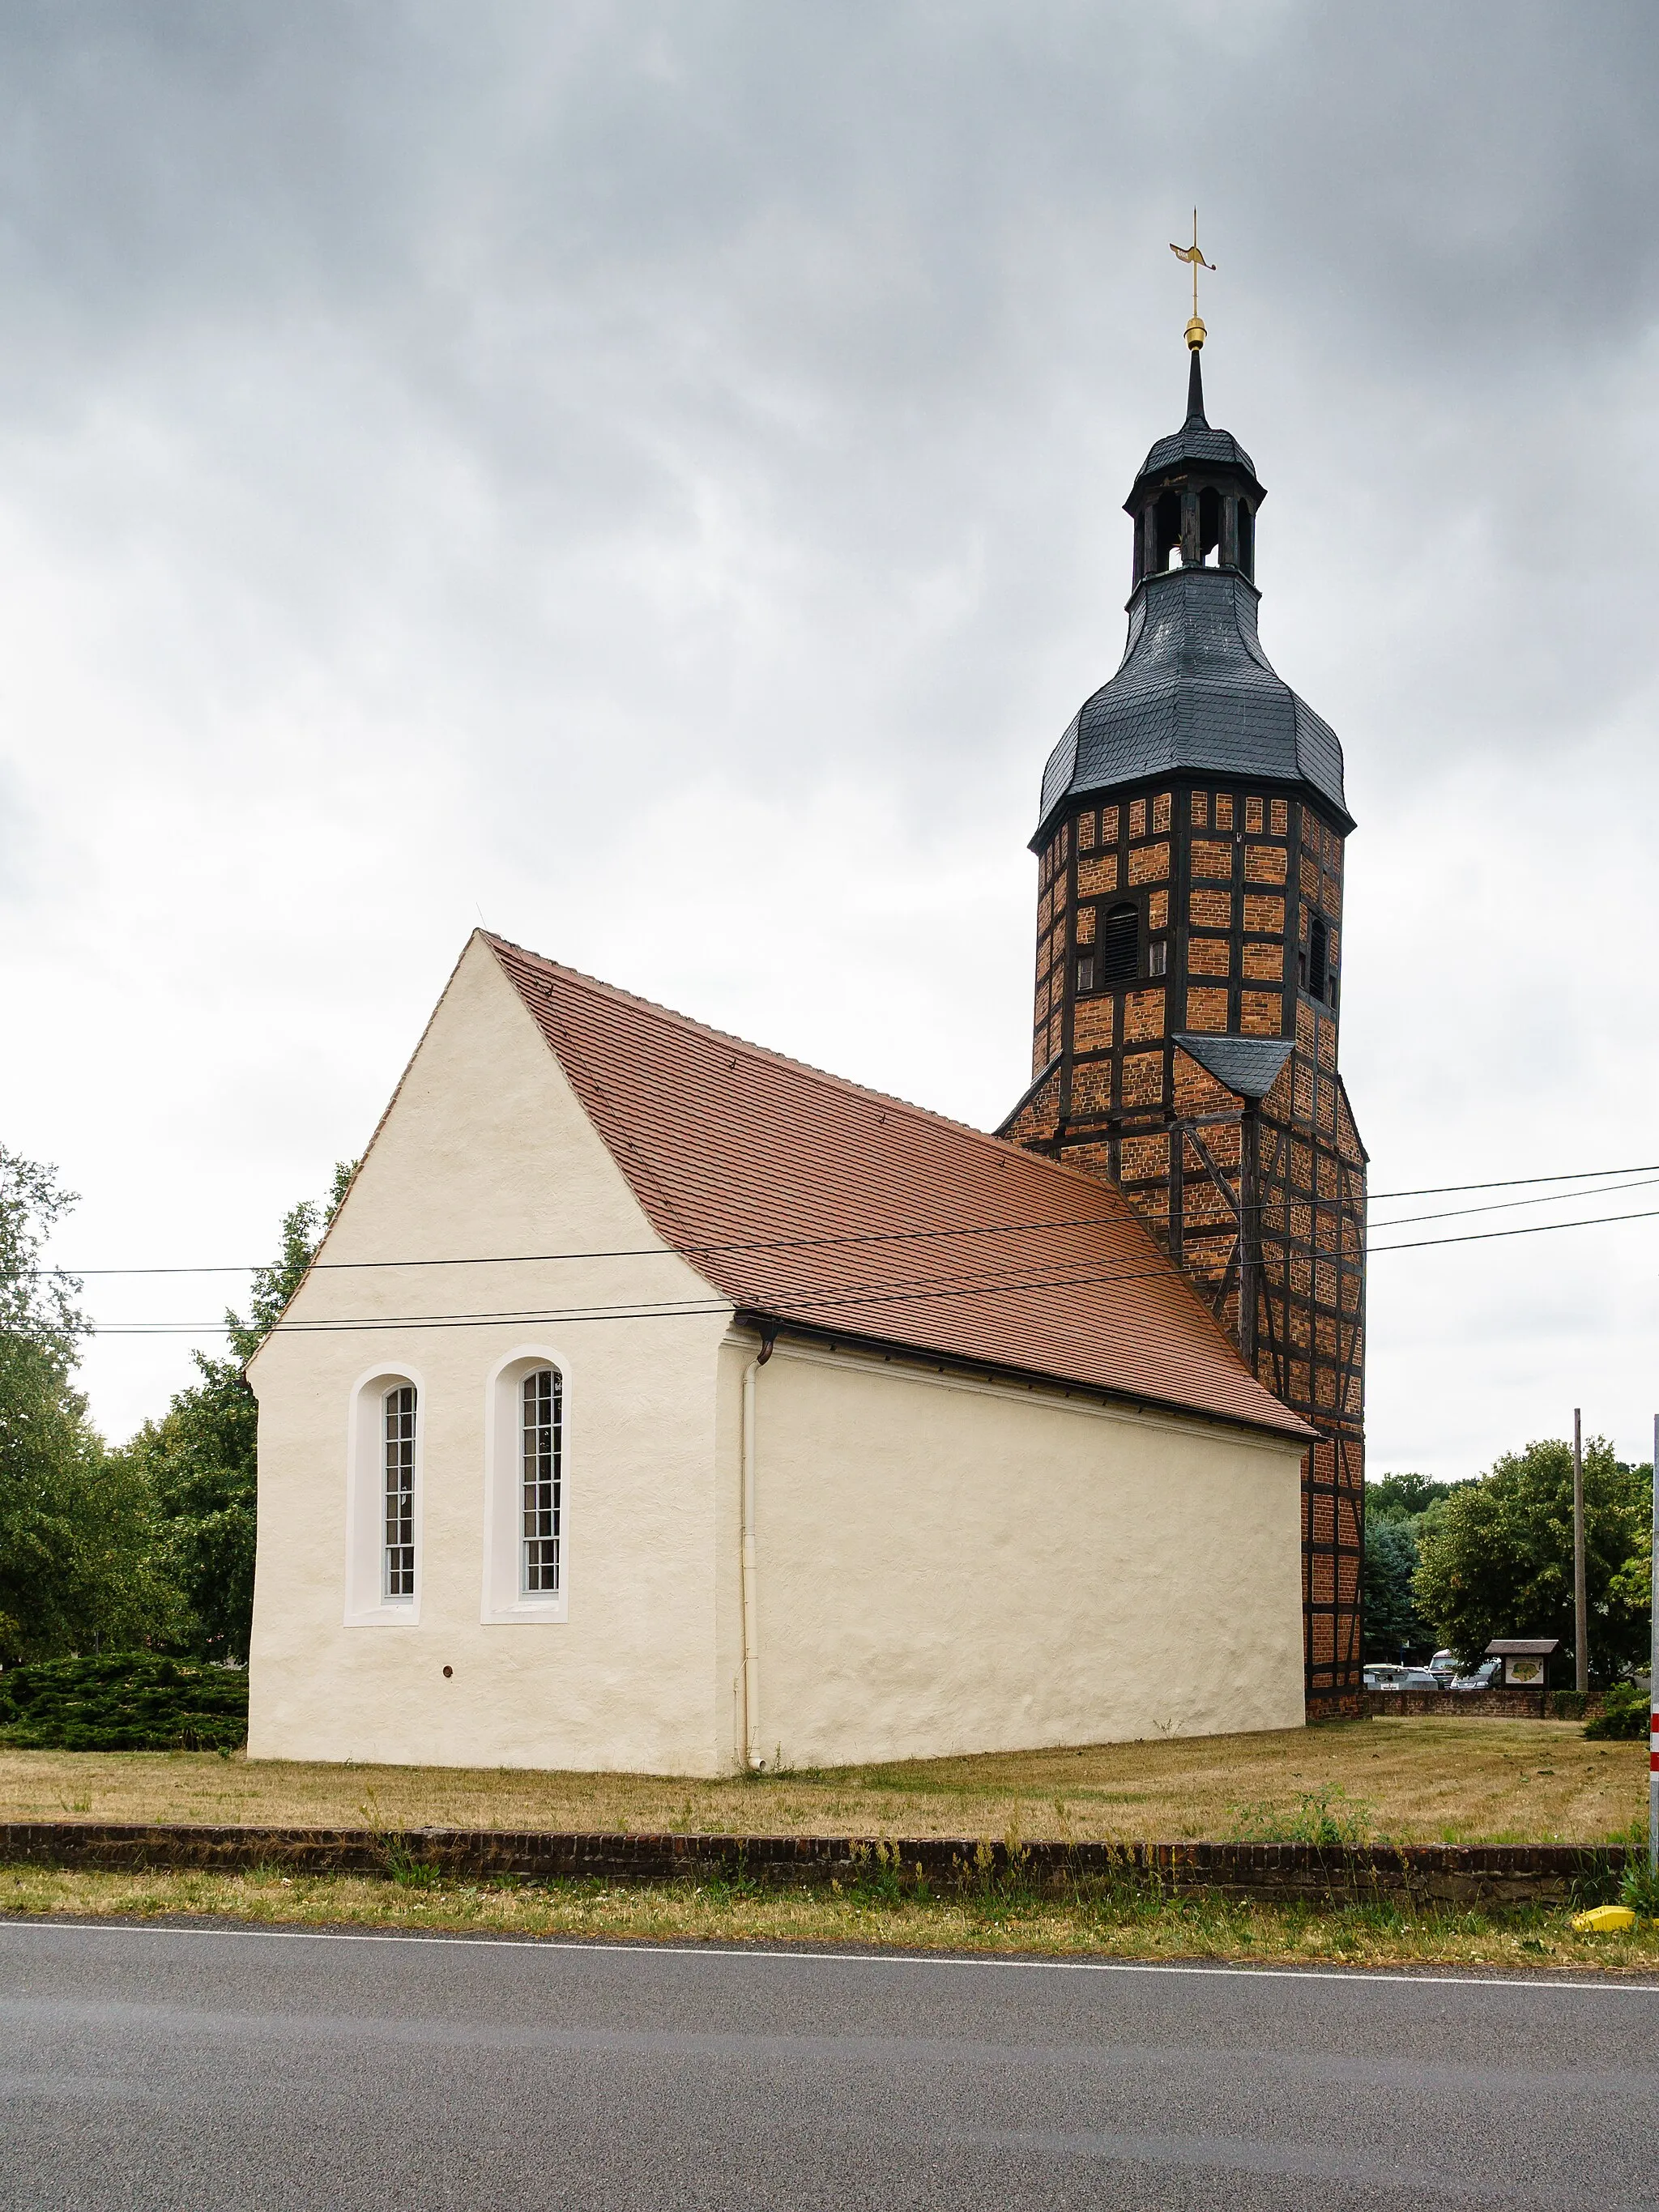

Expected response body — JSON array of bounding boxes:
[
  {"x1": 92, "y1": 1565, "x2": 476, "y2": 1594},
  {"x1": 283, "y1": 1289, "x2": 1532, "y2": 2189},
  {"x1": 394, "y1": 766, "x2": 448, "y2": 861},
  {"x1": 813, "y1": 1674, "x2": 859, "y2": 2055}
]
[
  {"x1": 0, "y1": 1823, "x2": 1620, "y2": 1906},
  {"x1": 1364, "y1": 1690, "x2": 1546, "y2": 1720}
]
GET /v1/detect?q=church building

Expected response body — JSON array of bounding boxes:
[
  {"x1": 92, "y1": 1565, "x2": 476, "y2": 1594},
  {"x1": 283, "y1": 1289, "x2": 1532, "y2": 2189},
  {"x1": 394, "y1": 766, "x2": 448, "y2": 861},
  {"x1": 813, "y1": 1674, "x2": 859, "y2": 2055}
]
[{"x1": 246, "y1": 313, "x2": 1360, "y2": 1775}]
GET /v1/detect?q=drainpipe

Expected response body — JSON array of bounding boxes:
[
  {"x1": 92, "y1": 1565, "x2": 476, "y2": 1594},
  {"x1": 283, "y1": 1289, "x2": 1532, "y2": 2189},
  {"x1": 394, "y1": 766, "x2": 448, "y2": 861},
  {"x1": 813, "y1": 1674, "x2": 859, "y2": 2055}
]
[{"x1": 740, "y1": 1328, "x2": 774, "y2": 1771}]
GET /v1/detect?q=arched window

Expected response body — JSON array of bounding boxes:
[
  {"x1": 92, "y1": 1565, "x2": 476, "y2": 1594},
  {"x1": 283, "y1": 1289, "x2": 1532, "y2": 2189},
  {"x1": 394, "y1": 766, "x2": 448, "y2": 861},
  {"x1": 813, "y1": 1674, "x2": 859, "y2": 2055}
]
[
  {"x1": 382, "y1": 1384, "x2": 416, "y2": 1599},
  {"x1": 1098, "y1": 902, "x2": 1139, "y2": 985},
  {"x1": 482, "y1": 1350, "x2": 569, "y2": 1623},
  {"x1": 520, "y1": 1367, "x2": 562, "y2": 1595},
  {"x1": 1308, "y1": 914, "x2": 1328, "y2": 1001},
  {"x1": 346, "y1": 1366, "x2": 424, "y2": 1625}
]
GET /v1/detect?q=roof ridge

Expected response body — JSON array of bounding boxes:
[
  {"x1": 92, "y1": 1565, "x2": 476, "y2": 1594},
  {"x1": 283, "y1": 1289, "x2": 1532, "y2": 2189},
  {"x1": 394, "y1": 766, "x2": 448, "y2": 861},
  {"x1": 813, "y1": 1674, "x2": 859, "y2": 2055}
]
[{"x1": 484, "y1": 931, "x2": 1128, "y2": 1201}]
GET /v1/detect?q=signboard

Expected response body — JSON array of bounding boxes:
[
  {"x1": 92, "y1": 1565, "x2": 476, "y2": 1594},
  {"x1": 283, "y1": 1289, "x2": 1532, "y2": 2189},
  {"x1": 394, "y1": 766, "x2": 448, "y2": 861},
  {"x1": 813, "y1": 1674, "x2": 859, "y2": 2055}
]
[{"x1": 1505, "y1": 1656, "x2": 1545, "y2": 1686}]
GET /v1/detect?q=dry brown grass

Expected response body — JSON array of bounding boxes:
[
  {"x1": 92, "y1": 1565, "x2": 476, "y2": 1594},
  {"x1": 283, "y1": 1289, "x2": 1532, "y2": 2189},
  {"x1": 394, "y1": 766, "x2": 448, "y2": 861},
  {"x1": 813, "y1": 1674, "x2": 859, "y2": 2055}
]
[
  {"x1": 0, "y1": 1715, "x2": 1644, "y2": 1845},
  {"x1": 2, "y1": 1861, "x2": 1657, "y2": 1975}
]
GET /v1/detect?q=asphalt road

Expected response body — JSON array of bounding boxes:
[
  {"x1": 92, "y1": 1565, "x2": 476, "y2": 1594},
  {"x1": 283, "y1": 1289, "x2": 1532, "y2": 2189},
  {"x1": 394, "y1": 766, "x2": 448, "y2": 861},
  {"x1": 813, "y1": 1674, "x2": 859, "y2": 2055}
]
[{"x1": 0, "y1": 1920, "x2": 1655, "y2": 2211}]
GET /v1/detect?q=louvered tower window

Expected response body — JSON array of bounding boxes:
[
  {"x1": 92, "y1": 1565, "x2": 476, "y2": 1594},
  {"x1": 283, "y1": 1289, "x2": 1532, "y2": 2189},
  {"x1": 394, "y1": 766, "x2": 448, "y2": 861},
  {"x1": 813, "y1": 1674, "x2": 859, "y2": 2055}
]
[
  {"x1": 1308, "y1": 913, "x2": 1328, "y2": 1001},
  {"x1": 1097, "y1": 902, "x2": 1140, "y2": 985}
]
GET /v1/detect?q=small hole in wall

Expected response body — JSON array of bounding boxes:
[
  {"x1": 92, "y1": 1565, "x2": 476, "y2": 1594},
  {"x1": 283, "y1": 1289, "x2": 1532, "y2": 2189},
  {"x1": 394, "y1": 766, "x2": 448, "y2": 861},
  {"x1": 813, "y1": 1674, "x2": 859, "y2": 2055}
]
[{"x1": 442, "y1": 1665, "x2": 454, "y2": 1678}]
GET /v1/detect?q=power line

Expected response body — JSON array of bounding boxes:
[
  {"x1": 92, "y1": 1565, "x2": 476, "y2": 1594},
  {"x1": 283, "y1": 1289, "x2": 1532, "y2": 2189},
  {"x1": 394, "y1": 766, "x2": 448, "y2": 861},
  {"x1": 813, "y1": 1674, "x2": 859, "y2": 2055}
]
[
  {"x1": 35, "y1": 1161, "x2": 1659, "y2": 1281},
  {"x1": 1367, "y1": 1172, "x2": 1659, "y2": 1230},
  {"x1": 1370, "y1": 1204, "x2": 1659, "y2": 1254},
  {"x1": 88, "y1": 1257, "x2": 1230, "y2": 1336},
  {"x1": 1367, "y1": 1161, "x2": 1659, "y2": 1201},
  {"x1": 73, "y1": 1199, "x2": 1659, "y2": 1336},
  {"x1": 28, "y1": 1208, "x2": 1139, "y2": 1280}
]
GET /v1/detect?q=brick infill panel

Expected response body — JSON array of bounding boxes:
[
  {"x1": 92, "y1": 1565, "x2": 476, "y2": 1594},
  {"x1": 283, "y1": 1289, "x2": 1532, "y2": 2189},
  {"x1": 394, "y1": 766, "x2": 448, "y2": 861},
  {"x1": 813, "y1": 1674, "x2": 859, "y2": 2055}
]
[{"x1": 0, "y1": 1825, "x2": 1626, "y2": 1905}]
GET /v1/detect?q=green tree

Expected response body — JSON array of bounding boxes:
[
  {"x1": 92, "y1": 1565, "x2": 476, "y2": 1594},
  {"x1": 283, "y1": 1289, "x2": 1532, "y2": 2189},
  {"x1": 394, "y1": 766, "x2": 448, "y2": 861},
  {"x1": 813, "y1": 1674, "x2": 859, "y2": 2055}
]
[
  {"x1": 1413, "y1": 1437, "x2": 1652, "y2": 1682},
  {"x1": 1363, "y1": 1515, "x2": 1420, "y2": 1659},
  {"x1": 1367, "y1": 1472, "x2": 1462, "y2": 1523},
  {"x1": 1362, "y1": 1473, "x2": 1469, "y2": 1659},
  {"x1": 118, "y1": 1164, "x2": 355, "y2": 1664},
  {"x1": 0, "y1": 1147, "x2": 174, "y2": 1662}
]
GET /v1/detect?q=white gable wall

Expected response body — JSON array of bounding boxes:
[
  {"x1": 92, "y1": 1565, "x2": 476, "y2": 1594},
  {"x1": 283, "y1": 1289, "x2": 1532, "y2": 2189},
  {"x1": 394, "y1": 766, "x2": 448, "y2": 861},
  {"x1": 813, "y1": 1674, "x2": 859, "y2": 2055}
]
[
  {"x1": 249, "y1": 931, "x2": 1306, "y2": 1781},
  {"x1": 247, "y1": 935, "x2": 734, "y2": 1774},
  {"x1": 730, "y1": 1335, "x2": 1305, "y2": 1769}
]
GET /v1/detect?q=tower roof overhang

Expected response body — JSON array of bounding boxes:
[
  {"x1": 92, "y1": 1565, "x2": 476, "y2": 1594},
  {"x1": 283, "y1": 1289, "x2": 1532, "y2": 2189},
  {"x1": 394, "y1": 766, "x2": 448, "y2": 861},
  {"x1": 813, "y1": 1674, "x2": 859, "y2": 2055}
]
[{"x1": 1030, "y1": 568, "x2": 1354, "y2": 848}]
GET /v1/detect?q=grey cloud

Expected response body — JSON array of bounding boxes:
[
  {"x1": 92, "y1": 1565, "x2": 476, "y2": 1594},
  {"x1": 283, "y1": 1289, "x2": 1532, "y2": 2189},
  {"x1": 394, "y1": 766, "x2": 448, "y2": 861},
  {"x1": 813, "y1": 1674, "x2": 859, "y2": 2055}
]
[{"x1": 0, "y1": 1, "x2": 1655, "y2": 1463}]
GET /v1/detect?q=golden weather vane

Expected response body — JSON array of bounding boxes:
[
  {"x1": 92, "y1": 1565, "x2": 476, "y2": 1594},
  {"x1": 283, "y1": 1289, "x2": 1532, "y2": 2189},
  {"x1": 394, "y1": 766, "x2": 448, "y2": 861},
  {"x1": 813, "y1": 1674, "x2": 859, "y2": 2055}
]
[{"x1": 1169, "y1": 210, "x2": 1215, "y2": 350}]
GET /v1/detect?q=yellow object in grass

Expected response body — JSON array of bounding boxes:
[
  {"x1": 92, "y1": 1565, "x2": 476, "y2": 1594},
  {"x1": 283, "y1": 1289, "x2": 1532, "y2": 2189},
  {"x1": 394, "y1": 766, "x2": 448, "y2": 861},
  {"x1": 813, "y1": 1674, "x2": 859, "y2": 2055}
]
[{"x1": 1572, "y1": 1904, "x2": 1637, "y2": 1933}]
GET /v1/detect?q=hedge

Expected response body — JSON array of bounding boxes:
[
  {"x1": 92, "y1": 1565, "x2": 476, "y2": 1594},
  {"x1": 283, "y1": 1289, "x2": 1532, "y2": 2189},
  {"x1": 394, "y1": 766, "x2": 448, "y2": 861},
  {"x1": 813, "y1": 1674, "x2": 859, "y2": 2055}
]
[
  {"x1": 0, "y1": 1652, "x2": 248, "y2": 1752},
  {"x1": 1584, "y1": 1684, "x2": 1649, "y2": 1742}
]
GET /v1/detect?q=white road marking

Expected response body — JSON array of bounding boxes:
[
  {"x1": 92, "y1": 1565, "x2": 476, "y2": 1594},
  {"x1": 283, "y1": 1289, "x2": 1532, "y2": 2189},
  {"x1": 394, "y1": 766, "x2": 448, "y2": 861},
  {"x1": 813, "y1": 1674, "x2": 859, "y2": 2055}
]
[{"x1": 1, "y1": 1914, "x2": 1656, "y2": 1995}]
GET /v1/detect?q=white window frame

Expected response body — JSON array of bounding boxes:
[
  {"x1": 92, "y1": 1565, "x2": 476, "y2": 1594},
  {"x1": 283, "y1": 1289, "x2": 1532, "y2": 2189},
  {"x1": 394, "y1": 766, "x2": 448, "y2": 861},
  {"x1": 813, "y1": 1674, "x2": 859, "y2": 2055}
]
[
  {"x1": 480, "y1": 1346, "x2": 569, "y2": 1625},
  {"x1": 344, "y1": 1364, "x2": 426, "y2": 1626}
]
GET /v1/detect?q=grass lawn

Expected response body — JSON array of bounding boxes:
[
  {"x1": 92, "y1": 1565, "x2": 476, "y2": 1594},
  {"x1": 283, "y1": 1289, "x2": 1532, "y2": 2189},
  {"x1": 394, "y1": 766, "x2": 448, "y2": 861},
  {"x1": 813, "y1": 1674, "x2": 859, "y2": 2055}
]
[
  {"x1": 3, "y1": 1861, "x2": 1657, "y2": 1975},
  {"x1": 0, "y1": 1715, "x2": 1645, "y2": 1847}
]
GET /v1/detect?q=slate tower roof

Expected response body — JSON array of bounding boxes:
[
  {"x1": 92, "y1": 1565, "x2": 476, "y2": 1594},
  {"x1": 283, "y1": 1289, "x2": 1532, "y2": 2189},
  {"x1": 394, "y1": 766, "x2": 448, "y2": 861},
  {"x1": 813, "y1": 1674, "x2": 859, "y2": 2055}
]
[{"x1": 1034, "y1": 347, "x2": 1351, "y2": 844}]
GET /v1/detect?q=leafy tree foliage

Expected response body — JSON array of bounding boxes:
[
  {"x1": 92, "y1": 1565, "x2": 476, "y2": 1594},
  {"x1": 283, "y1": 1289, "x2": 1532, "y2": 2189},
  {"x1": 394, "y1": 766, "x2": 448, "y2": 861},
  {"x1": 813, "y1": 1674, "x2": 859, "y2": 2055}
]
[
  {"x1": 1367, "y1": 1473, "x2": 1462, "y2": 1523},
  {"x1": 1412, "y1": 1437, "x2": 1653, "y2": 1682},
  {"x1": 117, "y1": 1164, "x2": 355, "y2": 1663},
  {"x1": 0, "y1": 1148, "x2": 175, "y2": 1663}
]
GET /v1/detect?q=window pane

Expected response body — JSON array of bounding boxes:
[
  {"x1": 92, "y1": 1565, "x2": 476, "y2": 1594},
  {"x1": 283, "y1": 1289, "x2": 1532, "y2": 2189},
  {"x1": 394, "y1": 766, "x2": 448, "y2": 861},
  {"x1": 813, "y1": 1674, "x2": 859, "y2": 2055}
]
[
  {"x1": 383, "y1": 1384, "x2": 416, "y2": 1600},
  {"x1": 521, "y1": 1367, "x2": 562, "y2": 1594}
]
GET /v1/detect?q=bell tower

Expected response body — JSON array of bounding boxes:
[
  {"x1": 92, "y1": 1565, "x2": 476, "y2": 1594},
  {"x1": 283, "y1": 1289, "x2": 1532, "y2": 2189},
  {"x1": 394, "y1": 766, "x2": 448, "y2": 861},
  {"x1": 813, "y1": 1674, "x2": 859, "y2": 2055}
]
[{"x1": 999, "y1": 284, "x2": 1367, "y2": 1718}]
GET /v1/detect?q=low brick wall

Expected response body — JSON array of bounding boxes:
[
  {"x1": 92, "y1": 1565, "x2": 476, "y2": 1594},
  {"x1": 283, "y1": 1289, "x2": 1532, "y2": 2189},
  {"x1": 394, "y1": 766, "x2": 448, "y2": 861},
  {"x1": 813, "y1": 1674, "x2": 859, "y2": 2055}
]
[
  {"x1": 0, "y1": 1823, "x2": 1624, "y2": 1907},
  {"x1": 1363, "y1": 1688, "x2": 1549, "y2": 1719}
]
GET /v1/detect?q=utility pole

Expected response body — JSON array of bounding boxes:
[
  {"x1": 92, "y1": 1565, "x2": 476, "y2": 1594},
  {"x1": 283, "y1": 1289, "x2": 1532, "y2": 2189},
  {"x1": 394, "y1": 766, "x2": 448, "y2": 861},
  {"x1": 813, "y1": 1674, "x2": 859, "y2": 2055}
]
[
  {"x1": 1572, "y1": 1409, "x2": 1589, "y2": 1698},
  {"x1": 1649, "y1": 1412, "x2": 1657, "y2": 1877}
]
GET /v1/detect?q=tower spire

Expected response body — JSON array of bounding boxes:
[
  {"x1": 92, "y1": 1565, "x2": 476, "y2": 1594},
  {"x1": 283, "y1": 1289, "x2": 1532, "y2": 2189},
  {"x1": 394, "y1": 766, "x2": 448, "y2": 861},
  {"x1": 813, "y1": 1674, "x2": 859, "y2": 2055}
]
[{"x1": 1185, "y1": 344, "x2": 1206, "y2": 427}]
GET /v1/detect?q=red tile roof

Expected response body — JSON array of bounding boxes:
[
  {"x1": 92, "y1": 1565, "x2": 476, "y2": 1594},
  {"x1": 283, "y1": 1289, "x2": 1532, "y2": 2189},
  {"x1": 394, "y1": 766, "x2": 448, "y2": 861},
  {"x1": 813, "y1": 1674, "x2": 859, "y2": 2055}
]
[{"x1": 487, "y1": 933, "x2": 1312, "y2": 1442}]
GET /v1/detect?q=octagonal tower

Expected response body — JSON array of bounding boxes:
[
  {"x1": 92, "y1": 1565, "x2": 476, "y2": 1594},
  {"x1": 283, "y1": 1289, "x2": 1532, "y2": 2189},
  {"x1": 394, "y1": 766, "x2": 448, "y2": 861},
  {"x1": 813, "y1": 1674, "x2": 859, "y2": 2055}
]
[{"x1": 1000, "y1": 338, "x2": 1367, "y2": 1717}]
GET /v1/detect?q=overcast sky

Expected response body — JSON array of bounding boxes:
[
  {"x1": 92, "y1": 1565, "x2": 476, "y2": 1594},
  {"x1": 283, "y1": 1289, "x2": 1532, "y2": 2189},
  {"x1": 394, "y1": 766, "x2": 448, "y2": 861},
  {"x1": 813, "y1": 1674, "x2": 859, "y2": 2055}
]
[{"x1": 2, "y1": 0, "x2": 1657, "y2": 1480}]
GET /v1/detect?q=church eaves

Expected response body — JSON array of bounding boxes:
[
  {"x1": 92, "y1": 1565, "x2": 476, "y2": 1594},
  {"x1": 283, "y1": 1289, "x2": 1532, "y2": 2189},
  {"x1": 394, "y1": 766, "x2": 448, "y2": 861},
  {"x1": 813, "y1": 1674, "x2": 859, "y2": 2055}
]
[{"x1": 485, "y1": 932, "x2": 1311, "y2": 1443}]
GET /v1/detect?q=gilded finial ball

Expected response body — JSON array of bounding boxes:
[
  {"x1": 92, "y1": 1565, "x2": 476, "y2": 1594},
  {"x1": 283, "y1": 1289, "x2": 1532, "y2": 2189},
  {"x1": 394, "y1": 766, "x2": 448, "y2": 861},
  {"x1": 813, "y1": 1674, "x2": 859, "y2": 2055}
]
[{"x1": 1185, "y1": 314, "x2": 1206, "y2": 352}]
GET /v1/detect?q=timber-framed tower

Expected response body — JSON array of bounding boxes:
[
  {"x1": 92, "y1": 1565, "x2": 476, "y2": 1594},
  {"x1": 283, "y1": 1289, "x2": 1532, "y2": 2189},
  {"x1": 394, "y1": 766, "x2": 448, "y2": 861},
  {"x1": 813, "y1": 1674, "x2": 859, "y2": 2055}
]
[{"x1": 1000, "y1": 310, "x2": 1367, "y2": 1717}]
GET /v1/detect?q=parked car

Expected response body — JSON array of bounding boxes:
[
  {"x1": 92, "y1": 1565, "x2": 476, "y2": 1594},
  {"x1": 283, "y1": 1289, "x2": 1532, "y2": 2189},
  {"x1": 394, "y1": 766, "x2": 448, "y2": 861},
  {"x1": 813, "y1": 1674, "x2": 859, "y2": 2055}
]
[
  {"x1": 1450, "y1": 1657, "x2": 1502, "y2": 1692},
  {"x1": 1364, "y1": 1664, "x2": 1439, "y2": 1690},
  {"x1": 1428, "y1": 1649, "x2": 1461, "y2": 1686}
]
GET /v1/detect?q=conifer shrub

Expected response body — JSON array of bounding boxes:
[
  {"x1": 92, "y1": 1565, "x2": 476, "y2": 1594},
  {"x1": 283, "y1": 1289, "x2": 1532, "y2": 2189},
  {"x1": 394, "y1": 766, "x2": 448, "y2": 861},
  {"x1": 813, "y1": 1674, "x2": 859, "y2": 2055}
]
[{"x1": 0, "y1": 1652, "x2": 247, "y2": 1751}]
